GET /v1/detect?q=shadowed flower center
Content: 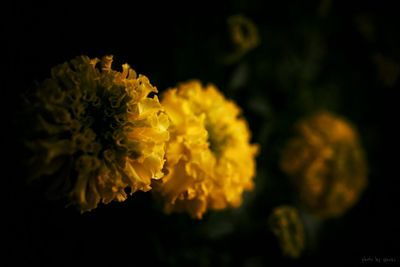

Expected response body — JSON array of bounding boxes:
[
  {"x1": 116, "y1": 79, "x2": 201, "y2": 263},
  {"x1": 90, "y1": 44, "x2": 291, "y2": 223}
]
[
  {"x1": 83, "y1": 84, "x2": 139, "y2": 159},
  {"x1": 205, "y1": 122, "x2": 229, "y2": 157}
]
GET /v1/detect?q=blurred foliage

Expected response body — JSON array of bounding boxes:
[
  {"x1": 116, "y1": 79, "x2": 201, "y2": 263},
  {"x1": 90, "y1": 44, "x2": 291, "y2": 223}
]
[{"x1": 5, "y1": 0, "x2": 399, "y2": 266}]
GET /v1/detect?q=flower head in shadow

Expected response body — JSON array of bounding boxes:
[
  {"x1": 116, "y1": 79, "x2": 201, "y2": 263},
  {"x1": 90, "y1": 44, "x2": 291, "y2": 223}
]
[{"x1": 25, "y1": 55, "x2": 169, "y2": 212}]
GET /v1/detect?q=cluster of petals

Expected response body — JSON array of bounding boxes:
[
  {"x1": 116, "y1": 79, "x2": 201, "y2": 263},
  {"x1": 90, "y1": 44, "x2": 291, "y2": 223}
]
[{"x1": 26, "y1": 57, "x2": 257, "y2": 218}]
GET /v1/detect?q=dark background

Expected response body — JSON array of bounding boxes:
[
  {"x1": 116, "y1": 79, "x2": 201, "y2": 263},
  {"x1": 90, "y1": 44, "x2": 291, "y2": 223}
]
[{"x1": 4, "y1": 1, "x2": 399, "y2": 266}]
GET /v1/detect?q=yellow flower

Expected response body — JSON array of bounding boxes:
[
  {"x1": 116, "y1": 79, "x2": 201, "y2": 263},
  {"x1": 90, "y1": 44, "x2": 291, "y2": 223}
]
[
  {"x1": 156, "y1": 80, "x2": 258, "y2": 219},
  {"x1": 25, "y1": 55, "x2": 169, "y2": 212},
  {"x1": 280, "y1": 111, "x2": 367, "y2": 218},
  {"x1": 269, "y1": 206, "x2": 305, "y2": 259}
]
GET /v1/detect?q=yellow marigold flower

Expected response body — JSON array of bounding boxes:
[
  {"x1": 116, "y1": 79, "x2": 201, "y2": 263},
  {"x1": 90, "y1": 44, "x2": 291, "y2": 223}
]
[
  {"x1": 25, "y1": 55, "x2": 169, "y2": 212},
  {"x1": 269, "y1": 206, "x2": 305, "y2": 259},
  {"x1": 156, "y1": 80, "x2": 258, "y2": 219},
  {"x1": 280, "y1": 111, "x2": 367, "y2": 218}
]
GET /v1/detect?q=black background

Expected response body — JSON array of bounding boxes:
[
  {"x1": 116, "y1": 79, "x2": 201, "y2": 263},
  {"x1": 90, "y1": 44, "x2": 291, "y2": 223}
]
[{"x1": 4, "y1": 1, "x2": 399, "y2": 266}]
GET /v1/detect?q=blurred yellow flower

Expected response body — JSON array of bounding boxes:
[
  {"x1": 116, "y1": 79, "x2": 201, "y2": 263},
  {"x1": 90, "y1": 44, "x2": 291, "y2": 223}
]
[
  {"x1": 269, "y1": 206, "x2": 305, "y2": 259},
  {"x1": 26, "y1": 55, "x2": 169, "y2": 212},
  {"x1": 280, "y1": 111, "x2": 367, "y2": 218},
  {"x1": 156, "y1": 81, "x2": 258, "y2": 219}
]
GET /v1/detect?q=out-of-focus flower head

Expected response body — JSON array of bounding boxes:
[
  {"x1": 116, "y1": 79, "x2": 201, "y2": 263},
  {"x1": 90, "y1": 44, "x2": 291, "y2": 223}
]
[
  {"x1": 269, "y1": 205, "x2": 305, "y2": 259},
  {"x1": 280, "y1": 111, "x2": 367, "y2": 218},
  {"x1": 228, "y1": 14, "x2": 260, "y2": 54},
  {"x1": 224, "y1": 15, "x2": 260, "y2": 64},
  {"x1": 155, "y1": 80, "x2": 258, "y2": 219},
  {"x1": 25, "y1": 55, "x2": 169, "y2": 212}
]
